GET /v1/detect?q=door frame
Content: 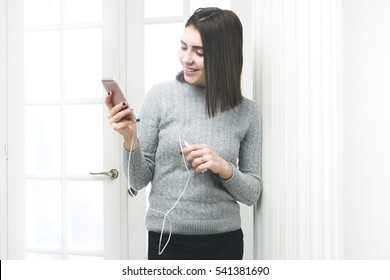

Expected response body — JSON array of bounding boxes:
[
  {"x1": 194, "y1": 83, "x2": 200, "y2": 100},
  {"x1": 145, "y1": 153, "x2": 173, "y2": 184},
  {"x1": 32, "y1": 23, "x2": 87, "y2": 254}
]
[
  {"x1": 6, "y1": 0, "x2": 25, "y2": 259},
  {"x1": 0, "y1": 0, "x2": 8, "y2": 260}
]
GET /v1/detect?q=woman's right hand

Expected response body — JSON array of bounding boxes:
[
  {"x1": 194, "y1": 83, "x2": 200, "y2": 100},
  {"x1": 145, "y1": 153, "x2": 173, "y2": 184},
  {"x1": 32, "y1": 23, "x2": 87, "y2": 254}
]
[{"x1": 104, "y1": 92, "x2": 139, "y2": 151}]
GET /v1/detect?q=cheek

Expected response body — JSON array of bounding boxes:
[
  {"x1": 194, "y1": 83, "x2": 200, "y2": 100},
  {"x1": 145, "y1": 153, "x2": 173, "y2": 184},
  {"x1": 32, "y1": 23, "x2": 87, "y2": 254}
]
[
  {"x1": 194, "y1": 56, "x2": 204, "y2": 69},
  {"x1": 177, "y1": 49, "x2": 184, "y2": 62},
  {"x1": 177, "y1": 48, "x2": 190, "y2": 62}
]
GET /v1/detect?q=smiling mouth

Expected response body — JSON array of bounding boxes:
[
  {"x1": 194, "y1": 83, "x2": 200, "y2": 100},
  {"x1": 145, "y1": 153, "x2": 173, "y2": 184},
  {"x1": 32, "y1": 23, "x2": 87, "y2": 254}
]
[{"x1": 184, "y1": 67, "x2": 198, "y2": 73}]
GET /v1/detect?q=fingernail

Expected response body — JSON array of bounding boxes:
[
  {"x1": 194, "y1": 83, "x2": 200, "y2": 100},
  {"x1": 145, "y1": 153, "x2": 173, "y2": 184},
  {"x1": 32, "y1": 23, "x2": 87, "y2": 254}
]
[
  {"x1": 107, "y1": 91, "x2": 111, "y2": 96},
  {"x1": 129, "y1": 107, "x2": 134, "y2": 111},
  {"x1": 122, "y1": 102, "x2": 126, "y2": 106},
  {"x1": 180, "y1": 152, "x2": 183, "y2": 155},
  {"x1": 136, "y1": 118, "x2": 141, "y2": 122}
]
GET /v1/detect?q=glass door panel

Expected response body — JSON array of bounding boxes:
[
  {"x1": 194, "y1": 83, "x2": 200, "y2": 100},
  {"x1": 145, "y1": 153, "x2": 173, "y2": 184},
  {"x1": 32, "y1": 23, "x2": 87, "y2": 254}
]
[
  {"x1": 24, "y1": 0, "x2": 61, "y2": 27},
  {"x1": 25, "y1": 105, "x2": 62, "y2": 175},
  {"x1": 67, "y1": 181, "x2": 104, "y2": 250},
  {"x1": 25, "y1": 180, "x2": 62, "y2": 248},
  {"x1": 63, "y1": 0, "x2": 103, "y2": 24},
  {"x1": 144, "y1": 23, "x2": 183, "y2": 91},
  {"x1": 144, "y1": 0, "x2": 183, "y2": 18},
  {"x1": 63, "y1": 29, "x2": 103, "y2": 100},
  {"x1": 24, "y1": 31, "x2": 61, "y2": 101},
  {"x1": 65, "y1": 105, "x2": 103, "y2": 175}
]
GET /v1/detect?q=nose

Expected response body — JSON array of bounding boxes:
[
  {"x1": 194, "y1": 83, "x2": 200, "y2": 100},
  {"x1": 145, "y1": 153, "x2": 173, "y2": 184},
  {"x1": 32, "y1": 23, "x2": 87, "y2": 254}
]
[{"x1": 181, "y1": 50, "x2": 193, "y2": 65}]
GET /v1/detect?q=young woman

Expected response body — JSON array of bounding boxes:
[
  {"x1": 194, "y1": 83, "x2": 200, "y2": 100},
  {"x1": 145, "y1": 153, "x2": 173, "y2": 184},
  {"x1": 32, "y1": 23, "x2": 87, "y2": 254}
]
[{"x1": 105, "y1": 7, "x2": 262, "y2": 260}]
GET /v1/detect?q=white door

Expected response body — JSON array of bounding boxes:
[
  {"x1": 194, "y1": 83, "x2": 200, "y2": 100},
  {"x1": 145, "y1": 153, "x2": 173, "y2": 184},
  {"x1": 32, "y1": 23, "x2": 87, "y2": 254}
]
[
  {"x1": 3, "y1": 0, "x2": 254, "y2": 260},
  {"x1": 5, "y1": 0, "x2": 137, "y2": 260}
]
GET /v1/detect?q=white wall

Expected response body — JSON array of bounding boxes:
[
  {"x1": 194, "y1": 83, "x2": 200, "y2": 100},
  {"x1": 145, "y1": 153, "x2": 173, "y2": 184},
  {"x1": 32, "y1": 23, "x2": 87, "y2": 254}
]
[{"x1": 343, "y1": 0, "x2": 390, "y2": 259}]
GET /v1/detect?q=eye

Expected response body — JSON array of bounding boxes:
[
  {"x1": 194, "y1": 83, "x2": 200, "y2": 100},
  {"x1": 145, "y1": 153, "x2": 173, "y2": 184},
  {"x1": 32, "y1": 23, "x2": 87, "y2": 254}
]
[
  {"x1": 196, "y1": 51, "x2": 204, "y2": 57},
  {"x1": 180, "y1": 41, "x2": 187, "y2": 50}
]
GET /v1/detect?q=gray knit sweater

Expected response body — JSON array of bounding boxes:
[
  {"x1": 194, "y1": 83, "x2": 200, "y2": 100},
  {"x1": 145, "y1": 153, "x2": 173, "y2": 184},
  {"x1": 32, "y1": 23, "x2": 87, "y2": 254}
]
[{"x1": 123, "y1": 80, "x2": 262, "y2": 235}]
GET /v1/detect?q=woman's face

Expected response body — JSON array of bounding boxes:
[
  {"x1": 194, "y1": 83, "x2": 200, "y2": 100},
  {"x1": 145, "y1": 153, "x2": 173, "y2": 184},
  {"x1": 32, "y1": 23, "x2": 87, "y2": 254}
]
[{"x1": 178, "y1": 25, "x2": 205, "y2": 87}]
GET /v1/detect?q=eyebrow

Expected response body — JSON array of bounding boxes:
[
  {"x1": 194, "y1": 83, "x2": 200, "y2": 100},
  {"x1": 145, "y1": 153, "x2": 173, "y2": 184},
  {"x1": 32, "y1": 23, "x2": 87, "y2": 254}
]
[{"x1": 180, "y1": 40, "x2": 203, "y2": 50}]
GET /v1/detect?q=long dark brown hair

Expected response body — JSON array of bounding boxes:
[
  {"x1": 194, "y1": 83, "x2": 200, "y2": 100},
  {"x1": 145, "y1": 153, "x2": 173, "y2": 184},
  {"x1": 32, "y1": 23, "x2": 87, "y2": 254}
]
[{"x1": 177, "y1": 7, "x2": 244, "y2": 117}]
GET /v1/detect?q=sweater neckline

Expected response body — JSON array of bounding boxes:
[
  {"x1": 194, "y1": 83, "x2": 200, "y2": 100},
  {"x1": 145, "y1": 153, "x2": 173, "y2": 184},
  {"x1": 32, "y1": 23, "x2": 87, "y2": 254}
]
[{"x1": 182, "y1": 81, "x2": 206, "y2": 95}]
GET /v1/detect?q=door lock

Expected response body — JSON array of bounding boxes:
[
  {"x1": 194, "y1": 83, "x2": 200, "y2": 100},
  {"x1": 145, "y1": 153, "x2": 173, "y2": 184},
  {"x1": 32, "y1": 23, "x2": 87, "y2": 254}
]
[{"x1": 90, "y1": 169, "x2": 138, "y2": 196}]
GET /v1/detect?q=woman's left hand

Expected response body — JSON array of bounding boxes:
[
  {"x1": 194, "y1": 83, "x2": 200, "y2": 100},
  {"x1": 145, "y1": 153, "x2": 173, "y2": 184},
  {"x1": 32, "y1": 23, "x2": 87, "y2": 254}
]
[{"x1": 182, "y1": 144, "x2": 233, "y2": 180}]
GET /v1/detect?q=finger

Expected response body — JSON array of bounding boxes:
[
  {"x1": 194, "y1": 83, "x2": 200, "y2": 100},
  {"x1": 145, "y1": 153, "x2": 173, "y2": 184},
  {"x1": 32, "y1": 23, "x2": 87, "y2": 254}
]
[
  {"x1": 191, "y1": 157, "x2": 204, "y2": 169},
  {"x1": 110, "y1": 115, "x2": 139, "y2": 127},
  {"x1": 181, "y1": 144, "x2": 207, "y2": 154},
  {"x1": 195, "y1": 159, "x2": 210, "y2": 173},
  {"x1": 104, "y1": 91, "x2": 114, "y2": 110},
  {"x1": 111, "y1": 101, "x2": 131, "y2": 116},
  {"x1": 195, "y1": 164, "x2": 209, "y2": 173},
  {"x1": 114, "y1": 107, "x2": 136, "y2": 122},
  {"x1": 112, "y1": 120, "x2": 137, "y2": 131},
  {"x1": 108, "y1": 101, "x2": 136, "y2": 122},
  {"x1": 190, "y1": 153, "x2": 210, "y2": 168},
  {"x1": 185, "y1": 147, "x2": 210, "y2": 162}
]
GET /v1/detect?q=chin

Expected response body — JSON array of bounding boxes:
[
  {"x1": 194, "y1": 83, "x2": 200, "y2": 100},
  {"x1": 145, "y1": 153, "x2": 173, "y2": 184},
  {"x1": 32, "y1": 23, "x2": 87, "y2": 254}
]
[{"x1": 184, "y1": 77, "x2": 204, "y2": 88}]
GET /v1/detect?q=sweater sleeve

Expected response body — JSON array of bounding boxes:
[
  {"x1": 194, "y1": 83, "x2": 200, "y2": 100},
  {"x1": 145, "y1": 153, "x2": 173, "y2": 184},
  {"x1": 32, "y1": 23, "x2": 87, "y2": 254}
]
[
  {"x1": 221, "y1": 103, "x2": 263, "y2": 206},
  {"x1": 122, "y1": 85, "x2": 161, "y2": 190}
]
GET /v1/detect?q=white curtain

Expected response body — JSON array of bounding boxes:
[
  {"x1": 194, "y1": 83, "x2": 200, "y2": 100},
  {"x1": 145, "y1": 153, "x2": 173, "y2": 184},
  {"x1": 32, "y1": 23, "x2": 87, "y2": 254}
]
[{"x1": 253, "y1": 0, "x2": 343, "y2": 259}]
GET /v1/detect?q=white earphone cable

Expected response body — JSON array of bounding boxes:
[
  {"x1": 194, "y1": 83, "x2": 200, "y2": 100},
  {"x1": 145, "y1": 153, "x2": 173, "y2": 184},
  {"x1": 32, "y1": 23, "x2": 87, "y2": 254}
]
[{"x1": 126, "y1": 125, "x2": 191, "y2": 255}]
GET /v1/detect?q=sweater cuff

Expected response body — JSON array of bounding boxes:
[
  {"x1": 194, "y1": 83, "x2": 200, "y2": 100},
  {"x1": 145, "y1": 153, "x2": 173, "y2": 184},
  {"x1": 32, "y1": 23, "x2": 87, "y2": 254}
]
[
  {"x1": 123, "y1": 138, "x2": 140, "y2": 153},
  {"x1": 123, "y1": 142, "x2": 142, "y2": 160},
  {"x1": 220, "y1": 162, "x2": 240, "y2": 186},
  {"x1": 219, "y1": 162, "x2": 235, "y2": 182}
]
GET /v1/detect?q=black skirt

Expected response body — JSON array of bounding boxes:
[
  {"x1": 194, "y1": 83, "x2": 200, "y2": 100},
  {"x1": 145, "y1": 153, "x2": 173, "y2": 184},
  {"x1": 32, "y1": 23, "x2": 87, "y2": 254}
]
[{"x1": 148, "y1": 229, "x2": 244, "y2": 260}]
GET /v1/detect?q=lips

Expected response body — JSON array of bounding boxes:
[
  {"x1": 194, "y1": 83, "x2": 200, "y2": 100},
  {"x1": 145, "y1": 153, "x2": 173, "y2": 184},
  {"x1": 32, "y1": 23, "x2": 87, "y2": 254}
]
[
  {"x1": 184, "y1": 67, "x2": 198, "y2": 76},
  {"x1": 185, "y1": 67, "x2": 197, "y2": 72}
]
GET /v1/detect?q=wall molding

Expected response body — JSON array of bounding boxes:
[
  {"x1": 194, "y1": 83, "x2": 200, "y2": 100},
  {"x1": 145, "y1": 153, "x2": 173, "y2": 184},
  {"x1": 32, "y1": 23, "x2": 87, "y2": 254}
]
[{"x1": 253, "y1": 0, "x2": 343, "y2": 259}]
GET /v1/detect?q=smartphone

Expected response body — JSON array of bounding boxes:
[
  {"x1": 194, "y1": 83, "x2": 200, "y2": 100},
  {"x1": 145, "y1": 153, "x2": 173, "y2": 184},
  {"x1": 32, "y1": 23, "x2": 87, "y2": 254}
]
[
  {"x1": 102, "y1": 78, "x2": 132, "y2": 120},
  {"x1": 102, "y1": 78, "x2": 127, "y2": 106}
]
